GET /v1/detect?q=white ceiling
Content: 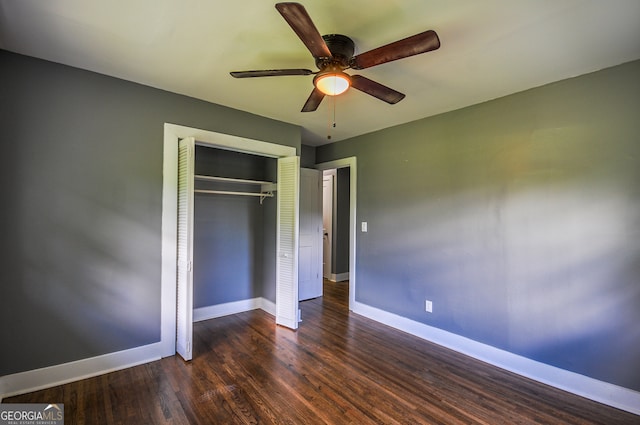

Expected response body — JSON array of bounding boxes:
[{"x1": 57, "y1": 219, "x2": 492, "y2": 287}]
[{"x1": 1, "y1": 0, "x2": 639, "y2": 146}]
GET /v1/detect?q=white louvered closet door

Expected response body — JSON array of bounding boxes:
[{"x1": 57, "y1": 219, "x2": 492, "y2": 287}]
[
  {"x1": 176, "y1": 137, "x2": 195, "y2": 360},
  {"x1": 276, "y1": 156, "x2": 300, "y2": 329}
]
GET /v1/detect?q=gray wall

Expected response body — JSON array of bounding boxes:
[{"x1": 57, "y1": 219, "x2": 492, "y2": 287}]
[
  {"x1": 317, "y1": 60, "x2": 640, "y2": 391},
  {"x1": 0, "y1": 50, "x2": 299, "y2": 376},
  {"x1": 332, "y1": 168, "x2": 350, "y2": 275},
  {"x1": 300, "y1": 144, "x2": 316, "y2": 168},
  {"x1": 193, "y1": 147, "x2": 276, "y2": 308}
]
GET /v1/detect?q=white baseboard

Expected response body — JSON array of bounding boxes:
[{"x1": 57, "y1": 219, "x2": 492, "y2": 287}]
[
  {"x1": 352, "y1": 301, "x2": 640, "y2": 416},
  {"x1": 326, "y1": 272, "x2": 349, "y2": 282},
  {"x1": 260, "y1": 298, "x2": 276, "y2": 317},
  {"x1": 194, "y1": 297, "x2": 276, "y2": 322},
  {"x1": 0, "y1": 298, "x2": 277, "y2": 402},
  {"x1": 334, "y1": 272, "x2": 349, "y2": 282},
  {"x1": 12, "y1": 301, "x2": 630, "y2": 416},
  {"x1": 194, "y1": 298, "x2": 262, "y2": 322},
  {"x1": 0, "y1": 342, "x2": 163, "y2": 402}
]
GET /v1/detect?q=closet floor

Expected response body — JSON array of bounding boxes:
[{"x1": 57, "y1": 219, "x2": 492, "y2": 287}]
[{"x1": 5, "y1": 279, "x2": 638, "y2": 424}]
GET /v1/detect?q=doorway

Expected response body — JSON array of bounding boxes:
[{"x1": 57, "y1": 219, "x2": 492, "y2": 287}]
[
  {"x1": 315, "y1": 157, "x2": 357, "y2": 311},
  {"x1": 322, "y1": 173, "x2": 334, "y2": 279}
]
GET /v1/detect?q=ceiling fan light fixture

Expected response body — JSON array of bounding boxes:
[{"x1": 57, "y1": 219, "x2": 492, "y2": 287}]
[{"x1": 314, "y1": 71, "x2": 351, "y2": 96}]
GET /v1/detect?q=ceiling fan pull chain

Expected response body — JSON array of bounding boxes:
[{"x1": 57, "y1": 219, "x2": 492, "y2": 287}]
[
  {"x1": 333, "y1": 95, "x2": 337, "y2": 128},
  {"x1": 327, "y1": 94, "x2": 337, "y2": 140},
  {"x1": 327, "y1": 96, "x2": 333, "y2": 140}
]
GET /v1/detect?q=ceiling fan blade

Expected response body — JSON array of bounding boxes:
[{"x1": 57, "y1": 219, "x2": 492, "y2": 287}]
[
  {"x1": 350, "y1": 75, "x2": 405, "y2": 104},
  {"x1": 230, "y1": 69, "x2": 314, "y2": 78},
  {"x1": 301, "y1": 88, "x2": 325, "y2": 112},
  {"x1": 350, "y1": 30, "x2": 440, "y2": 70},
  {"x1": 275, "y1": 3, "x2": 332, "y2": 59}
]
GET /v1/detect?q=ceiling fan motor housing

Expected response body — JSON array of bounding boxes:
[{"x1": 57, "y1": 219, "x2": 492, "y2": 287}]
[{"x1": 317, "y1": 34, "x2": 355, "y2": 69}]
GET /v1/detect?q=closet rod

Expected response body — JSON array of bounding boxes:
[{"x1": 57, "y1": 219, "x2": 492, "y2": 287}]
[
  {"x1": 195, "y1": 189, "x2": 274, "y2": 204},
  {"x1": 194, "y1": 175, "x2": 274, "y2": 186},
  {"x1": 194, "y1": 189, "x2": 274, "y2": 198}
]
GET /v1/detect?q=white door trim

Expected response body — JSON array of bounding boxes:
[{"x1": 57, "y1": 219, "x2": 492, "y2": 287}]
[
  {"x1": 314, "y1": 157, "x2": 357, "y2": 311},
  {"x1": 161, "y1": 123, "x2": 296, "y2": 357}
]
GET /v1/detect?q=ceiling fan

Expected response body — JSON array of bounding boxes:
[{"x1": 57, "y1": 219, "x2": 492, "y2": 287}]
[{"x1": 230, "y1": 2, "x2": 440, "y2": 112}]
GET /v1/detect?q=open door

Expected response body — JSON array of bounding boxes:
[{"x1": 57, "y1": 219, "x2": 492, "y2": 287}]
[
  {"x1": 299, "y1": 168, "x2": 322, "y2": 301},
  {"x1": 276, "y1": 156, "x2": 300, "y2": 329},
  {"x1": 176, "y1": 137, "x2": 194, "y2": 360}
]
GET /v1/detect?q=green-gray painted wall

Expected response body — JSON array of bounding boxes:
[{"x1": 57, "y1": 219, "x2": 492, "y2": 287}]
[
  {"x1": 0, "y1": 50, "x2": 300, "y2": 376},
  {"x1": 317, "y1": 59, "x2": 640, "y2": 391},
  {"x1": 332, "y1": 167, "x2": 350, "y2": 275}
]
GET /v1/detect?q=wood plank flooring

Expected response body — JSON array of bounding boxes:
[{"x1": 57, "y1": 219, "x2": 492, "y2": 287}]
[{"x1": 6, "y1": 279, "x2": 639, "y2": 424}]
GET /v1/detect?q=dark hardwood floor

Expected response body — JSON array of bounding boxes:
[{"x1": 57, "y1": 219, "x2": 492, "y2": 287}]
[{"x1": 6, "y1": 279, "x2": 638, "y2": 424}]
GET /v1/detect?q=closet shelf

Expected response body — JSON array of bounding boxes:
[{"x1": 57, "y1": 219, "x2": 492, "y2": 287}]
[
  {"x1": 194, "y1": 174, "x2": 276, "y2": 204},
  {"x1": 195, "y1": 175, "x2": 275, "y2": 186}
]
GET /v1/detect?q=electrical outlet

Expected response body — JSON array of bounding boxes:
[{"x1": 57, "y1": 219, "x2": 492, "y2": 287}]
[{"x1": 425, "y1": 300, "x2": 433, "y2": 313}]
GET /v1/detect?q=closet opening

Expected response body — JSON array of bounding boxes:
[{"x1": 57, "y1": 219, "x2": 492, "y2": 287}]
[
  {"x1": 192, "y1": 146, "x2": 278, "y2": 323},
  {"x1": 161, "y1": 123, "x2": 299, "y2": 360}
]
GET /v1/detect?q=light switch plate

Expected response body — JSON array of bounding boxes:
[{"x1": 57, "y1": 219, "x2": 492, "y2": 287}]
[
  {"x1": 425, "y1": 300, "x2": 433, "y2": 313},
  {"x1": 361, "y1": 222, "x2": 368, "y2": 232}
]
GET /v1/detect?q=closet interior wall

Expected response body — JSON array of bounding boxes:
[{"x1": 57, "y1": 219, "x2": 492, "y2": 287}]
[{"x1": 193, "y1": 145, "x2": 277, "y2": 311}]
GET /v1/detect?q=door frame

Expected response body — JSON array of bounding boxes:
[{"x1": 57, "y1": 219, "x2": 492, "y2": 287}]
[
  {"x1": 315, "y1": 157, "x2": 357, "y2": 311},
  {"x1": 160, "y1": 123, "x2": 297, "y2": 357}
]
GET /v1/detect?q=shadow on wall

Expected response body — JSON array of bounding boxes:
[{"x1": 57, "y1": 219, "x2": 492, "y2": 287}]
[
  {"x1": 356, "y1": 125, "x2": 640, "y2": 390},
  {"x1": 14, "y1": 176, "x2": 161, "y2": 373}
]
